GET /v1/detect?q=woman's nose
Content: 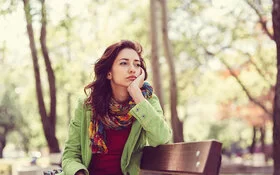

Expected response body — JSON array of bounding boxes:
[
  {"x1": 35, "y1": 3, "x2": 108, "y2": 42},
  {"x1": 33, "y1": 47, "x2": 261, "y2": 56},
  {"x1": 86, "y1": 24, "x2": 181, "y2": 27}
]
[{"x1": 129, "y1": 64, "x2": 136, "y2": 73}]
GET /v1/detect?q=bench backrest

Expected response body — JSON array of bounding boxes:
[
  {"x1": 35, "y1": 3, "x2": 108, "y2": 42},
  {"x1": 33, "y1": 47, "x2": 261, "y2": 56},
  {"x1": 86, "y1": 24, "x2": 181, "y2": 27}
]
[{"x1": 140, "y1": 140, "x2": 222, "y2": 175}]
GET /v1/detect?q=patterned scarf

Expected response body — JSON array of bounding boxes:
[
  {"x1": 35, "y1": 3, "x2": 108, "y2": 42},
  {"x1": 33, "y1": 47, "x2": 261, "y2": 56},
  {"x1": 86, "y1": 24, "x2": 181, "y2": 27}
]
[{"x1": 89, "y1": 82, "x2": 153, "y2": 154}]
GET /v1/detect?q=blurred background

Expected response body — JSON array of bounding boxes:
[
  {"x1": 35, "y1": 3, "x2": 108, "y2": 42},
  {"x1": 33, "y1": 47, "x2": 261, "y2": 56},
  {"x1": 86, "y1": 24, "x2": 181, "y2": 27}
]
[{"x1": 0, "y1": 0, "x2": 278, "y2": 174}]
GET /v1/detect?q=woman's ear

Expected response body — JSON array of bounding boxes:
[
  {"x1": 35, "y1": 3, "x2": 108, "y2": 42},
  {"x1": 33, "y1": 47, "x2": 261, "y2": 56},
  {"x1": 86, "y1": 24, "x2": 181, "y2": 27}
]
[{"x1": 107, "y1": 72, "x2": 112, "y2": 80}]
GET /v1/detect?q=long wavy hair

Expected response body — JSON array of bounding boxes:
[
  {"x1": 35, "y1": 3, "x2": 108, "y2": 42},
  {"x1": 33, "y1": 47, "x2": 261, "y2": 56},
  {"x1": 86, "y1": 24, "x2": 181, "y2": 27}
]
[{"x1": 84, "y1": 40, "x2": 148, "y2": 119}]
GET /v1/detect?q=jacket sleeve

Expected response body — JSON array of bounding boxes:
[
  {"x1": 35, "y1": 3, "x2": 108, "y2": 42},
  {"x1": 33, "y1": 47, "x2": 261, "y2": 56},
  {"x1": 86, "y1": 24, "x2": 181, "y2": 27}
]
[
  {"x1": 129, "y1": 94, "x2": 172, "y2": 147},
  {"x1": 61, "y1": 100, "x2": 89, "y2": 175}
]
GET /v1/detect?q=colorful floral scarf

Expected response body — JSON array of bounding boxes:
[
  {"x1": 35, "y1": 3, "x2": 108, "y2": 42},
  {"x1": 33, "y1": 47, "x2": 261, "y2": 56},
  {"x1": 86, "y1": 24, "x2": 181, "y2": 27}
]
[{"x1": 89, "y1": 82, "x2": 153, "y2": 154}]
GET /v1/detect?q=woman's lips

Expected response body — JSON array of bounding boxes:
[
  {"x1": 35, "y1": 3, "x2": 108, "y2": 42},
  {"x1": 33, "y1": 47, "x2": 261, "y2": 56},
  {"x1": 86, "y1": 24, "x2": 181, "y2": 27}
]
[{"x1": 127, "y1": 76, "x2": 137, "y2": 80}]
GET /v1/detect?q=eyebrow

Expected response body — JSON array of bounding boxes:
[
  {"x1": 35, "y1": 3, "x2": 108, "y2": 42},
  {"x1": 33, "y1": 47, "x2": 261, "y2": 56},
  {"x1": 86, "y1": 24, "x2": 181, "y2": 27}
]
[{"x1": 119, "y1": 58, "x2": 140, "y2": 62}]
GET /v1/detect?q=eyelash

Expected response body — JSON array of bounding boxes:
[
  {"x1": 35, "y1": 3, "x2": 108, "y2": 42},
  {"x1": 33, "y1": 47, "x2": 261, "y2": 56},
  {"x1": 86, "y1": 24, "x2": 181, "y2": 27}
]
[{"x1": 120, "y1": 62, "x2": 141, "y2": 67}]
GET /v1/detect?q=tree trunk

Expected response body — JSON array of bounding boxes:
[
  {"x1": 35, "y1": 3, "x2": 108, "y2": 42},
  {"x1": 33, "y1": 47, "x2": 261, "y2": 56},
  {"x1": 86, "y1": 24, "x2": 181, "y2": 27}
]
[
  {"x1": 0, "y1": 131, "x2": 6, "y2": 158},
  {"x1": 39, "y1": 0, "x2": 59, "y2": 153},
  {"x1": 23, "y1": 0, "x2": 60, "y2": 153},
  {"x1": 159, "y1": 0, "x2": 184, "y2": 142},
  {"x1": 272, "y1": 0, "x2": 280, "y2": 174},
  {"x1": 40, "y1": 0, "x2": 57, "y2": 132},
  {"x1": 260, "y1": 126, "x2": 265, "y2": 153},
  {"x1": 150, "y1": 0, "x2": 164, "y2": 108},
  {"x1": 67, "y1": 93, "x2": 72, "y2": 125},
  {"x1": 65, "y1": 5, "x2": 72, "y2": 125},
  {"x1": 0, "y1": 142, "x2": 4, "y2": 158},
  {"x1": 250, "y1": 126, "x2": 257, "y2": 154},
  {"x1": 260, "y1": 126, "x2": 268, "y2": 162}
]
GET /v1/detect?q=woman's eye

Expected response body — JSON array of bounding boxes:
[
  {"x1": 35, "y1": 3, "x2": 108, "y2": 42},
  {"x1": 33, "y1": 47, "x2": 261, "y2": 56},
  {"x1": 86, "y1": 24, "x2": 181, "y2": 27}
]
[
  {"x1": 136, "y1": 64, "x2": 141, "y2": 67},
  {"x1": 120, "y1": 62, "x2": 127, "y2": 65}
]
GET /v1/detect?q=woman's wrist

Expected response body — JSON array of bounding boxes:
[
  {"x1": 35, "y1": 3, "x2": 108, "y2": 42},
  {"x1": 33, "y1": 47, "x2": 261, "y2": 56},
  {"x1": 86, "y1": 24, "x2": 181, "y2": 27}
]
[
  {"x1": 132, "y1": 93, "x2": 145, "y2": 104},
  {"x1": 127, "y1": 84, "x2": 145, "y2": 104}
]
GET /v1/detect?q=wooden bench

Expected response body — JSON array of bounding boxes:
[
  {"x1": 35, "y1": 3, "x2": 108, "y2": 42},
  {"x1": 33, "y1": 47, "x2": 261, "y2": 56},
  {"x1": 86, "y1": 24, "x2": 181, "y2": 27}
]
[
  {"x1": 140, "y1": 140, "x2": 222, "y2": 175},
  {"x1": 44, "y1": 140, "x2": 222, "y2": 175}
]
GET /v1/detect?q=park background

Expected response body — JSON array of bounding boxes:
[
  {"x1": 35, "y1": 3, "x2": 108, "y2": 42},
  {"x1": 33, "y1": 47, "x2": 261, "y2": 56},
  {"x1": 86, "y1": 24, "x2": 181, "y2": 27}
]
[{"x1": 0, "y1": 0, "x2": 280, "y2": 174}]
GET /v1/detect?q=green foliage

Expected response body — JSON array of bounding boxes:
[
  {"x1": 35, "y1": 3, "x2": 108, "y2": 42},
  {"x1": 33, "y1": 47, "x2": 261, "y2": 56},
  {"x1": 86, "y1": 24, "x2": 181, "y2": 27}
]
[
  {"x1": 168, "y1": 0, "x2": 274, "y2": 149},
  {"x1": 0, "y1": 93, "x2": 17, "y2": 129},
  {"x1": 207, "y1": 118, "x2": 252, "y2": 149},
  {"x1": 0, "y1": 88, "x2": 31, "y2": 153},
  {"x1": 0, "y1": 0, "x2": 18, "y2": 16}
]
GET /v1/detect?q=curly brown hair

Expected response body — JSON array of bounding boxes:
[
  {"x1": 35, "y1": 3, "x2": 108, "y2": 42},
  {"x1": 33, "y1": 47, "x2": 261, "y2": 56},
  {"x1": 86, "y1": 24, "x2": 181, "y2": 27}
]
[{"x1": 84, "y1": 40, "x2": 148, "y2": 118}]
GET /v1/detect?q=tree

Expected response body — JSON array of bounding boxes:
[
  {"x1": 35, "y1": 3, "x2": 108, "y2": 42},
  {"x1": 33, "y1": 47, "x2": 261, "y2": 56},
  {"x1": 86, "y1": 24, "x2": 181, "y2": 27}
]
[
  {"x1": 0, "y1": 91, "x2": 30, "y2": 158},
  {"x1": 22, "y1": 0, "x2": 60, "y2": 153},
  {"x1": 194, "y1": 0, "x2": 275, "y2": 159},
  {"x1": 64, "y1": 3, "x2": 73, "y2": 125},
  {"x1": 272, "y1": 0, "x2": 280, "y2": 173},
  {"x1": 159, "y1": 0, "x2": 184, "y2": 142},
  {"x1": 244, "y1": 0, "x2": 280, "y2": 171},
  {"x1": 150, "y1": 0, "x2": 164, "y2": 108},
  {"x1": 0, "y1": 98, "x2": 15, "y2": 158}
]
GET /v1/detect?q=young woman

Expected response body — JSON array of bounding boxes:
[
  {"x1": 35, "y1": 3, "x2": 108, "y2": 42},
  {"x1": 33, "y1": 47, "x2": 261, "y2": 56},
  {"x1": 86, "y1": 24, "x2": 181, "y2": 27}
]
[{"x1": 60, "y1": 40, "x2": 172, "y2": 175}]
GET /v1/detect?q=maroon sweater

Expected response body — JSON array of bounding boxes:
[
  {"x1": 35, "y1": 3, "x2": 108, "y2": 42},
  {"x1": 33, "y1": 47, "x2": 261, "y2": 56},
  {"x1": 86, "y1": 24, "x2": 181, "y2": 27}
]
[{"x1": 88, "y1": 125, "x2": 132, "y2": 175}]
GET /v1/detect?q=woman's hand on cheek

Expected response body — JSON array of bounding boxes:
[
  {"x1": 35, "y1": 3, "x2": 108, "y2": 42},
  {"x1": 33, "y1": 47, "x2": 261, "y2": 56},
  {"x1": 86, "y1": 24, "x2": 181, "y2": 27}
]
[
  {"x1": 134, "y1": 68, "x2": 145, "y2": 88},
  {"x1": 127, "y1": 68, "x2": 145, "y2": 104}
]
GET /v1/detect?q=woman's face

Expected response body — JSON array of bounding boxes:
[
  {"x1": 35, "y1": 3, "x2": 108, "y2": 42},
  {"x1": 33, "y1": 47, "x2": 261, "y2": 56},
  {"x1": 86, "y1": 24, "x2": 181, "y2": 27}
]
[{"x1": 107, "y1": 48, "x2": 141, "y2": 89}]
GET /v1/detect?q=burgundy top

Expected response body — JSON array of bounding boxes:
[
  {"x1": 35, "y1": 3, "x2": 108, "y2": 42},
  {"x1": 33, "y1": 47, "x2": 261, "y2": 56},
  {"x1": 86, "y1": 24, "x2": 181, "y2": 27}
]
[{"x1": 88, "y1": 125, "x2": 132, "y2": 175}]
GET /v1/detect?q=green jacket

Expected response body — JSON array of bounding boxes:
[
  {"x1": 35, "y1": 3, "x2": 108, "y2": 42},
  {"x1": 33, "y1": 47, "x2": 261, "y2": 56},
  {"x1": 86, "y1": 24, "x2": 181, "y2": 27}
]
[{"x1": 60, "y1": 94, "x2": 172, "y2": 175}]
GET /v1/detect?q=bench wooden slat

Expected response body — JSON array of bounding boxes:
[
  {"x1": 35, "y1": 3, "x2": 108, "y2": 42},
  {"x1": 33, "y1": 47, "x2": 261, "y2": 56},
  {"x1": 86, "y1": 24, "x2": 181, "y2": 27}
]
[{"x1": 140, "y1": 140, "x2": 222, "y2": 175}]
